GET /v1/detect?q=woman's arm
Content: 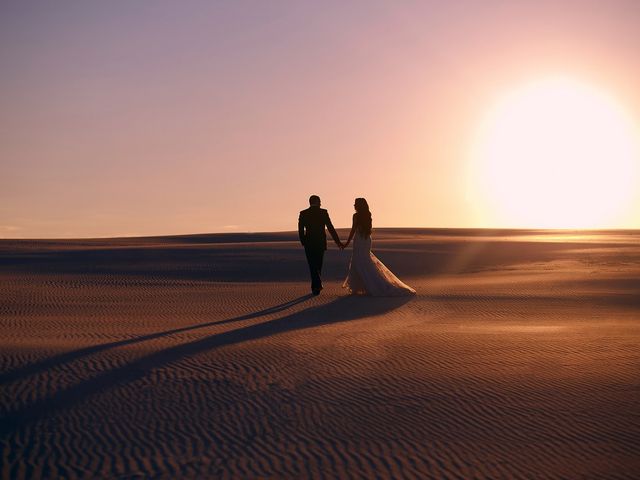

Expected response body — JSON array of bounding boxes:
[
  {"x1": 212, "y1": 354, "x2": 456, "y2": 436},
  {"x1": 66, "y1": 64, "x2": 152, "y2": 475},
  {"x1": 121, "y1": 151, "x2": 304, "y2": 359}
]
[{"x1": 344, "y1": 214, "x2": 357, "y2": 248}]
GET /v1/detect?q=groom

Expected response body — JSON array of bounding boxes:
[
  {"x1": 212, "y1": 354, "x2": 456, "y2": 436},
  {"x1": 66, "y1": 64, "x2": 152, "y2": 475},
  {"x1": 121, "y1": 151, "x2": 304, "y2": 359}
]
[{"x1": 298, "y1": 195, "x2": 342, "y2": 295}]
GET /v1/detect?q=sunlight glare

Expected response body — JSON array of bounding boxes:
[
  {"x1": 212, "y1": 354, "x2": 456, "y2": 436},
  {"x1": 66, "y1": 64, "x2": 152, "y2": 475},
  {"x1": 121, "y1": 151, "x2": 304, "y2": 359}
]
[{"x1": 468, "y1": 76, "x2": 639, "y2": 228}]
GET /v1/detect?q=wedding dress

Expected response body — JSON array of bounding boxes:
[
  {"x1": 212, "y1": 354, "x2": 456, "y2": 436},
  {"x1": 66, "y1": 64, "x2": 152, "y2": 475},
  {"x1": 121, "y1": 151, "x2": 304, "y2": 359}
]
[{"x1": 343, "y1": 232, "x2": 416, "y2": 296}]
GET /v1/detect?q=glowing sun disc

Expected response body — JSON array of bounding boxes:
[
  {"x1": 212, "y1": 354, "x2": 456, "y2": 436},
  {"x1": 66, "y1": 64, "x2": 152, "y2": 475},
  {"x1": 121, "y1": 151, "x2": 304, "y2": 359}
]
[{"x1": 468, "y1": 77, "x2": 639, "y2": 228}]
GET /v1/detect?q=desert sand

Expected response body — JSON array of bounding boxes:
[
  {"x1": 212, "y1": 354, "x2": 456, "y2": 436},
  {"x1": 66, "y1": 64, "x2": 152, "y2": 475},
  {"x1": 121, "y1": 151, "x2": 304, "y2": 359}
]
[{"x1": 1, "y1": 228, "x2": 639, "y2": 479}]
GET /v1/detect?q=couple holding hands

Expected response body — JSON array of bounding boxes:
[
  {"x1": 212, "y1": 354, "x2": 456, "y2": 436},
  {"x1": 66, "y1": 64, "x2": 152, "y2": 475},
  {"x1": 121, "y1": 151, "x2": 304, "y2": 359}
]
[{"x1": 298, "y1": 195, "x2": 416, "y2": 297}]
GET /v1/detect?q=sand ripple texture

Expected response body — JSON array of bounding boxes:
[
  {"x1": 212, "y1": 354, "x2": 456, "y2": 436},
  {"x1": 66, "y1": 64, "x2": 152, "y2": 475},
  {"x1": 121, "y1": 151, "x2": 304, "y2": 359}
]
[{"x1": 1, "y1": 229, "x2": 639, "y2": 479}]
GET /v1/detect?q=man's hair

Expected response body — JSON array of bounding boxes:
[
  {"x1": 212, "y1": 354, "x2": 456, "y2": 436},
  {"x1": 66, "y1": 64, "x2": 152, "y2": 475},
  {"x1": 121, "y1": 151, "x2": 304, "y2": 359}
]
[{"x1": 309, "y1": 195, "x2": 321, "y2": 206}]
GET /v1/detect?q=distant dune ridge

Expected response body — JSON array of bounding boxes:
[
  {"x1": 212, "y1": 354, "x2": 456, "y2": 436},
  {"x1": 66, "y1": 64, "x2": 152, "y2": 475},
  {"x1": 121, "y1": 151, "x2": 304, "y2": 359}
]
[{"x1": 1, "y1": 229, "x2": 639, "y2": 479}]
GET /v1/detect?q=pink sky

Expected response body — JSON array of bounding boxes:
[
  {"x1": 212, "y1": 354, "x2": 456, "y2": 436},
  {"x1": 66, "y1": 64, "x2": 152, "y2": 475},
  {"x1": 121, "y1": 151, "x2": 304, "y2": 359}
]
[{"x1": 1, "y1": 1, "x2": 639, "y2": 238}]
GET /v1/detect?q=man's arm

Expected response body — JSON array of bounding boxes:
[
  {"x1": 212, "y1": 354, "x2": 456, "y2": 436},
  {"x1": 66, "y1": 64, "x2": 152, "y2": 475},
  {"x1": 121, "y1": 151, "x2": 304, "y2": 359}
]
[
  {"x1": 325, "y1": 212, "x2": 342, "y2": 248},
  {"x1": 298, "y1": 213, "x2": 306, "y2": 246}
]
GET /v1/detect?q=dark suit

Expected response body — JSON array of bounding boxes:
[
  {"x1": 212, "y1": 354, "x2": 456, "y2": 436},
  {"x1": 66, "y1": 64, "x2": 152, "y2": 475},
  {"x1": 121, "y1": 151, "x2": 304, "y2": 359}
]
[{"x1": 298, "y1": 206, "x2": 340, "y2": 291}]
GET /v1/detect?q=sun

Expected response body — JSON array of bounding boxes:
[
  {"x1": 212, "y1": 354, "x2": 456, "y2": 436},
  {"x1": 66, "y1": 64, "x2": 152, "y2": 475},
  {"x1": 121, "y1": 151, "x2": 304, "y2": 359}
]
[{"x1": 468, "y1": 76, "x2": 639, "y2": 228}]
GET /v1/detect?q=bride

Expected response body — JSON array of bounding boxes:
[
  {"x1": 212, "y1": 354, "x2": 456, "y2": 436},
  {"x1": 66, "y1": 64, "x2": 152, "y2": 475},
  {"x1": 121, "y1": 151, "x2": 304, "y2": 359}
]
[{"x1": 342, "y1": 198, "x2": 416, "y2": 296}]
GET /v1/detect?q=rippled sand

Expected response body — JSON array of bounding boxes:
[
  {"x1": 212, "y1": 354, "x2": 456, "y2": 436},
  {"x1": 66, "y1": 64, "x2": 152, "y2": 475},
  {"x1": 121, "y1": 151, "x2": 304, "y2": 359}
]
[{"x1": 1, "y1": 229, "x2": 639, "y2": 479}]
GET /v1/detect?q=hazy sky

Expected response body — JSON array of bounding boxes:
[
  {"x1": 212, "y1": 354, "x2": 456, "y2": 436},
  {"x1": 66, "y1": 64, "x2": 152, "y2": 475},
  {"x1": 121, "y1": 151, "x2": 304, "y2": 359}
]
[{"x1": 2, "y1": 1, "x2": 639, "y2": 238}]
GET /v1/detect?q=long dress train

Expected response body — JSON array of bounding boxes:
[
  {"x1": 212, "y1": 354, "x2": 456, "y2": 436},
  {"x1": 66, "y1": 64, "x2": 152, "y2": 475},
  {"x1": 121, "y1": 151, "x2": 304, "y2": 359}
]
[{"x1": 343, "y1": 233, "x2": 416, "y2": 296}]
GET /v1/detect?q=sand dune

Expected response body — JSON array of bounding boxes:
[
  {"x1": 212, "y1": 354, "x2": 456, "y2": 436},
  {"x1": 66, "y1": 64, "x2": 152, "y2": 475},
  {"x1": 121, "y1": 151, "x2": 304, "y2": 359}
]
[{"x1": 1, "y1": 229, "x2": 639, "y2": 479}]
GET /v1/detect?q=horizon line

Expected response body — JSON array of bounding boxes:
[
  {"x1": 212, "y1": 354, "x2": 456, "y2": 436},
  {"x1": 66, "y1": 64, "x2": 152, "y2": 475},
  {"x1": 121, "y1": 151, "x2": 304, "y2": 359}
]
[{"x1": 2, "y1": 226, "x2": 639, "y2": 242}]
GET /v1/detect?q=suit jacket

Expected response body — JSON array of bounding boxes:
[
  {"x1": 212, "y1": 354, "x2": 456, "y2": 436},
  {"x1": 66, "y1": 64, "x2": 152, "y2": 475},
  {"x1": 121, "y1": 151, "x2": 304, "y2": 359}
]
[{"x1": 298, "y1": 206, "x2": 340, "y2": 251}]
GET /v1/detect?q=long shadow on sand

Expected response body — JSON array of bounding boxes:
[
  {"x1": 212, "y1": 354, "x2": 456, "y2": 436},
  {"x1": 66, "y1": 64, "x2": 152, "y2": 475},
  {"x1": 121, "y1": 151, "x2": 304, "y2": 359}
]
[
  {"x1": 1, "y1": 295, "x2": 410, "y2": 435},
  {"x1": 0, "y1": 295, "x2": 314, "y2": 386}
]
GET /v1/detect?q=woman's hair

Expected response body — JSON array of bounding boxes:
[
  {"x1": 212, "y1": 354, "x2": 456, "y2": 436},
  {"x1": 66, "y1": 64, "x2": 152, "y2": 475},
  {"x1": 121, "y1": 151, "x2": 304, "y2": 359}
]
[{"x1": 354, "y1": 198, "x2": 372, "y2": 236}]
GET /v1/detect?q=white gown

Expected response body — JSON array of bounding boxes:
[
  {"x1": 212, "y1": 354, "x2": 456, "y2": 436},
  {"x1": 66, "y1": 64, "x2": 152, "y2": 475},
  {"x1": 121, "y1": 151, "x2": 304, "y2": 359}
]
[{"x1": 343, "y1": 233, "x2": 416, "y2": 296}]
